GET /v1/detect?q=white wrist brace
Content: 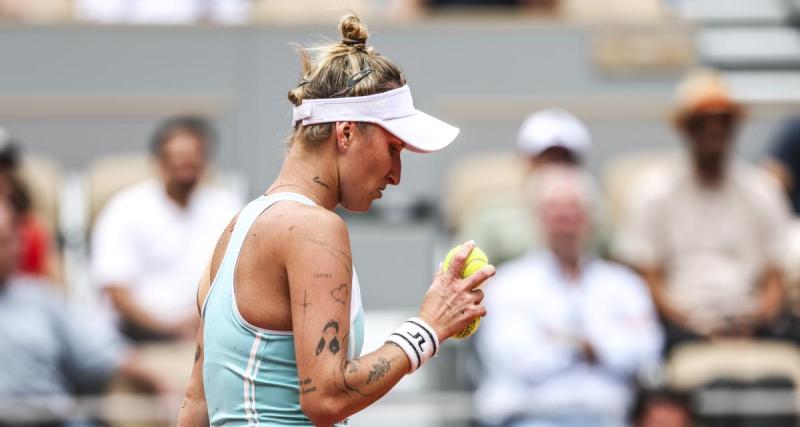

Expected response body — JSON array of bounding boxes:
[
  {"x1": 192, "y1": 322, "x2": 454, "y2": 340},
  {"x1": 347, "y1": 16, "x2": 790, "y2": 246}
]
[{"x1": 386, "y1": 317, "x2": 440, "y2": 373}]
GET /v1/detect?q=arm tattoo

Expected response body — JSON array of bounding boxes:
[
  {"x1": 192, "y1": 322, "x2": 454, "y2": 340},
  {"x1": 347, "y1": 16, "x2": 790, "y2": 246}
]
[
  {"x1": 305, "y1": 238, "x2": 349, "y2": 261},
  {"x1": 194, "y1": 344, "x2": 201, "y2": 362},
  {"x1": 316, "y1": 320, "x2": 341, "y2": 357},
  {"x1": 330, "y1": 333, "x2": 372, "y2": 398},
  {"x1": 316, "y1": 338, "x2": 326, "y2": 356},
  {"x1": 301, "y1": 290, "x2": 311, "y2": 315},
  {"x1": 302, "y1": 237, "x2": 352, "y2": 276},
  {"x1": 329, "y1": 337, "x2": 340, "y2": 354},
  {"x1": 300, "y1": 377, "x2": 317, "y2": 395},
  {"x1": 366, "y1": 358, "x2": 391, "y2": 385},
  {"x1": 300, "y1": 290, "x2": 311, "y2": 364},
  {"x1": 336, "y1": 363, "x2": 370, "y2": 397},
  {"x1": 330, "y1": 284, "x2": 348, "y2": 305},
  {"x1": 323, "y1": 320, "x2": 339, "y2": 333}
]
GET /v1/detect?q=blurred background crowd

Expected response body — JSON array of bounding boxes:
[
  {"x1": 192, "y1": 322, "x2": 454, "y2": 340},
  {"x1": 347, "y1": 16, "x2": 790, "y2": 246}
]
[{"x1": 1, "y1": 0, "x2": 800, "y2": 426}]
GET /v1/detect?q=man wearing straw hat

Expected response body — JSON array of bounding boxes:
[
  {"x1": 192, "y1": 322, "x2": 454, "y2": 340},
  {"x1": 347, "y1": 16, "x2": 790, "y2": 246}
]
[{"x1": 614, "y1": 69, "x2": 791, "y2": 352}]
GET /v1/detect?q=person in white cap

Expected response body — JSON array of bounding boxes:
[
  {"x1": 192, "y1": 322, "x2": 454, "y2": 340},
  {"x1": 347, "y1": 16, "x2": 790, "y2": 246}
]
[
  {"x1": 517, "y1": 108, "x2": 591, "y2": 170},
  {"x1": 178, "y1": 14, "x2": 496, "y2": 427},
  {"x1": 448, "y1": 109, "x2": 593, "y2": 267}
]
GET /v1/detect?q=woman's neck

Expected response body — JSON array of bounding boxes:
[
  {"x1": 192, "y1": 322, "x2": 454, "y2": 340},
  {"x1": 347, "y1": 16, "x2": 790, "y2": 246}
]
[{"x1": 268, "y1": 143, "x2": 340, "y2": 211}]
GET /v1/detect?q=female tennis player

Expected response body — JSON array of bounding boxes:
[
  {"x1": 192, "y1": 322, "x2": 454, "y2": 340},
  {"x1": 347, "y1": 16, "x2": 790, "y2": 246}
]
[{"x1": 177, "y1": 14, "x2": 495, "y2": 427}]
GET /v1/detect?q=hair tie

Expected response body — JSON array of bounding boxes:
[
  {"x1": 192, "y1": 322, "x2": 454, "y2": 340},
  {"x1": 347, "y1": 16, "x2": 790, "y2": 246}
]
[{"x1": 342, "y1": 38, "x2": 367, "y2": 47}]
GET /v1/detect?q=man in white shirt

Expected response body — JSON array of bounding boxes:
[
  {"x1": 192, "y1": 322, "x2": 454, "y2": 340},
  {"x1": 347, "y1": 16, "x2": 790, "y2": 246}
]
[
  {"x1": 612, "y1": 70, "x2": 790, "y2": 349},
  {"x1": 475, "y1": 166, "x2": 663, "y2": 427},
  {"x1": 92, "y1": 116, "x2": 241, "y2": 342}
]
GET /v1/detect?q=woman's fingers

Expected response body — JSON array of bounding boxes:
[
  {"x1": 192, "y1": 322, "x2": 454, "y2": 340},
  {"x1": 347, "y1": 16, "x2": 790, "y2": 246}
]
[
  {"x1": 459, "y1": 265, "x2": 495, "y2": 291},
  {"x1": 461, "y1": 303, "x2": 486, "y2": 320},
  {"x1": 444, "y1": 241, "x2": 475, "y2": 282},
  {"x1": 471, "y1": 288, "x2": 485, "y2": 305},
  {"x1": 422, "y1": 242, "x2": 494, "y2": 340}
]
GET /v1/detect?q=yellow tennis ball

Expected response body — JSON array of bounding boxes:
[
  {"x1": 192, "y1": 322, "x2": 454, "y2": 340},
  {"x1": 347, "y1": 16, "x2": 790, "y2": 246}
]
[{"x1": 441, "y1": 244, "x2": 489, "y2": 339}]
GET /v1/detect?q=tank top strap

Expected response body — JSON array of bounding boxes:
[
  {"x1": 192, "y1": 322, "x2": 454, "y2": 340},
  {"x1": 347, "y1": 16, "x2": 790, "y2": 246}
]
[
  {"x1": 220, "y1": 192, "x2": 315, "y2": 272},
  {"x1": 201, "y1": 192, "x2": 315, "y2": 317}
]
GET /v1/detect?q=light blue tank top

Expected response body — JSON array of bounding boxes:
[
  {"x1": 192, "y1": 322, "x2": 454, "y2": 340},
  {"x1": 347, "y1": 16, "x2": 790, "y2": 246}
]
[{"x1": 202, "y1": 192, "x2": 365, "y2": 426}]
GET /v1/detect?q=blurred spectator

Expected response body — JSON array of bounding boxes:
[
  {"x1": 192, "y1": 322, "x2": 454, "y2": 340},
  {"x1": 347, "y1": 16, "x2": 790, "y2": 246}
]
[
  {"x1": 0, "y1": 128, "x2": 57, "y2": 280},
  {"x1": 75, "y1": 0, "x2": 249, "y2": 24},
  {"x1": 0, "y1": 200, "x2": 163, "y2": 425},
  {"x1": 517, "y1": 108, "x2": 590, "y2": 170},
  {"x1": 91, "y1": 115, "x2": 240, "y2": 343},
  {"x1": 613, "y1": 69, "x2": 792, "y2": 351},
  {"x1": 630, "y1": 387, "x2": 692, "y2": 427},
  {"x1": 475, "y1": 166, "x2": 663, "y2": 427},
  {"x1": 764, "y1": 117, "x2": 800, "y2": 216},
  {"x1": 447, "y1": 108, "x2": 592, "y2": 266}
]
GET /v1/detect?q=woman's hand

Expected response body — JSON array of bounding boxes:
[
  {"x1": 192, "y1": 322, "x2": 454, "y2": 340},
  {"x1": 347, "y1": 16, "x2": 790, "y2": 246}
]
[{"x1": 417, "y1": 241, "x2": 496, "y2": 341}]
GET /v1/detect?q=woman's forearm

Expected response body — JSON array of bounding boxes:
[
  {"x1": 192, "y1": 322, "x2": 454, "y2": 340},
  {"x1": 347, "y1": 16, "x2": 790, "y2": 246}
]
[{"x1": 301, "y1": 343, "x2": 410, "y2": 426}]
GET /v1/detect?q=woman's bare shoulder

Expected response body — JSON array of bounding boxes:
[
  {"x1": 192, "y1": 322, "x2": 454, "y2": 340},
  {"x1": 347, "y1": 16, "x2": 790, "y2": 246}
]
[
  {"x1": 251, "y1": 202, "x2": 352, "y2": 279},
  {"x1": 255, "y1": 201, "x2": 350, "y2": 246}
]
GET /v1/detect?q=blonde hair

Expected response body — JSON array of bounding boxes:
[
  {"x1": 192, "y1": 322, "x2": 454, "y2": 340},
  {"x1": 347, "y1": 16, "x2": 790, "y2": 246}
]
[{"x1": 286, "y1": 14, "x2": 406, "y2": 149}]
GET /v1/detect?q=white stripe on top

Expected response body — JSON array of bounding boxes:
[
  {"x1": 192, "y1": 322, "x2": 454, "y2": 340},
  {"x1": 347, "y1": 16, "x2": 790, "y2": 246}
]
[{"x1": 244, "y1": 333, "x2": 263, "y2": 426}]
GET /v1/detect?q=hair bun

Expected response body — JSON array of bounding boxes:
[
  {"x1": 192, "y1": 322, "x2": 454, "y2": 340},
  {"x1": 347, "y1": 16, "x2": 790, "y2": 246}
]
[{"x1": 339, "y1": 14, "x2": 369, "y2": 47}]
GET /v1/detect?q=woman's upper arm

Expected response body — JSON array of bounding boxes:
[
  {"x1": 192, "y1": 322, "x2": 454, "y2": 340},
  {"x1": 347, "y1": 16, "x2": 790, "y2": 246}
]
[
  {"x1": 178, "y1": 321, "x2": 208, "y2": 427},
  {"x1": 284, "y1": 209, "x2": 354, "y2": 397}
]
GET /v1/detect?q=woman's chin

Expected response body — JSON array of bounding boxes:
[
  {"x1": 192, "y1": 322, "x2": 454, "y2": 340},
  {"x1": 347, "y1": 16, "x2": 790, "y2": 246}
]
[{"x1": 340, "y1": 200, "x2": 372, "y2": 213}]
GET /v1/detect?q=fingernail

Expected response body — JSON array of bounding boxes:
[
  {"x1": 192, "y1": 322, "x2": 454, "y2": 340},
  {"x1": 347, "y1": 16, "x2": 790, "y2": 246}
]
[{"x1": 465, "y1": 240, "x2": 475, "y2": 246}]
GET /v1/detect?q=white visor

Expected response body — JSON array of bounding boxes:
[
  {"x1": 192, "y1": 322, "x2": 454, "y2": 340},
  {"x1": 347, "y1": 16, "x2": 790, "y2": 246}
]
[{"x1": 291, "y1": 85, "x2": 459, "y2": 153}]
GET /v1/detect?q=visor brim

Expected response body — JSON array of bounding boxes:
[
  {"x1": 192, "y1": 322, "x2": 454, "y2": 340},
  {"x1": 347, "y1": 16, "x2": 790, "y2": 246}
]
[{"x1": 379, "y1": 110, "x2": 460, "y2": 153}]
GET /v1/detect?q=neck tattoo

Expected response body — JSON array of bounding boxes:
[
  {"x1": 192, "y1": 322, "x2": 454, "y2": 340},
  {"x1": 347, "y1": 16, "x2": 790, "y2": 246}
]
[{"x1": 313, "y1": 176, "x2": 331, "y2": 191}]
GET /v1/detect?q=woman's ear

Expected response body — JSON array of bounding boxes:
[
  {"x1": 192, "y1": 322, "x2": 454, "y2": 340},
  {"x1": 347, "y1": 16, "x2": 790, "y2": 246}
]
[{"x1": 335, "y1": 121, "x2": 355, "y2": 153}]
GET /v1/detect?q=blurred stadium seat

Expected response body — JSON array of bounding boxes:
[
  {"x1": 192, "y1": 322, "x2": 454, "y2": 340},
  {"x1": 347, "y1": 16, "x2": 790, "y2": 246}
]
[
  {"x1": 86, "y1": 153, "x2": 155, "y2": 227},
  {"x1": 442, "y1": 152, "x2": 526, "y2": 231},
  {"x1": 667, "y1": 341, "x2": 800, "y2": 391}
]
